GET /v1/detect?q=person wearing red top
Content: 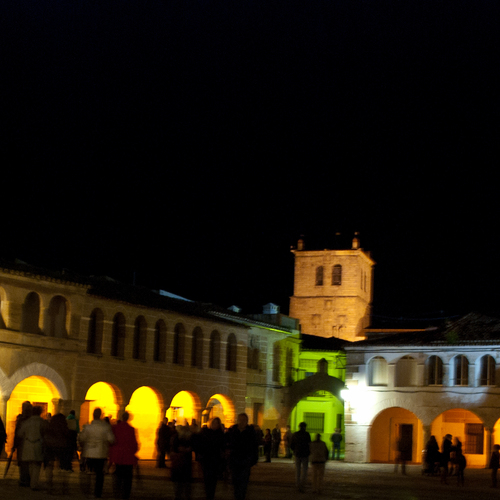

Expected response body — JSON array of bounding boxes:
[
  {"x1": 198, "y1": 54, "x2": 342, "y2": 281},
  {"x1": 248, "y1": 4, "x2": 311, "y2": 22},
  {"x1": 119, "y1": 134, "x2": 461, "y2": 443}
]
[{"x1": 109, "y1": 412, "x2": 139, "y2": 500}]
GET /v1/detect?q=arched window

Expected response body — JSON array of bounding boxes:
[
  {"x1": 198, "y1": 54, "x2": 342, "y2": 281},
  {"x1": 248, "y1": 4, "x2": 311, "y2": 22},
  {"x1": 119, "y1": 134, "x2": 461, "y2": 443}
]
[
  {"x1": 315, "y1": 266, "x2": 324, "y2": 286},
  {"x1": 21, "y1": 291, "x2": 41, "y2": 334},
  {"x1": 87, "y1": 308, "x2": 104, "y2": 355},
  {"x1": 453, "y1": 355, "x2": 469, "y2": 386},
  {"x1": 226, "y1": 333, "x2": 237, "y2": 372},
  {"x1": 191, "y1": 327, "x2": 203, "y2": 368},
  {"x1": 111, "y1": 313, "x2": 126, "y2": 358},
  {"x1": 395, "y1": 355, "x2": 417, "y2": 387},
  {"x1": 47, "y1": 295, "x2": 68, "y2": 338},
  {"x1": 369, "y1": 356, "x2": 388, "y2": 386},
  {"x1": 209, "y1": 330, "x2": 220, "y2": 369},
  {"x1": 247, "y1": 336, "x2": 260, "y2": 370},
  {"x1": 479, "y1": 355, "x2": 495, "y2": 386},
  {"x1": 133, "y1": 316, "x2": 147, "y2": 360},
  {"x1": 425, "y1": 355, "x2": 443, "y2": 385},
  {"x1": 272, "y1": 344, "x2": 281, "y2": 383},
  {"x1": 332, "y1": 265, "x2": 342, "y2": 285},
  {"x1": 153, "y1": 320, "x2": 167, "y2": 362},
  {"x1": 173, "y1": 323, "x2": 185, "y2": 365}
]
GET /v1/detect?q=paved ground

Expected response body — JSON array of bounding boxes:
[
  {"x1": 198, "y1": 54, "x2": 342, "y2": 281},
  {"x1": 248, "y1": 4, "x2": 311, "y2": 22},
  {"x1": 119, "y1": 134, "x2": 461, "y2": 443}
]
[{"x1": 0, "y1": 458, "x2": 497, "y2": 500}]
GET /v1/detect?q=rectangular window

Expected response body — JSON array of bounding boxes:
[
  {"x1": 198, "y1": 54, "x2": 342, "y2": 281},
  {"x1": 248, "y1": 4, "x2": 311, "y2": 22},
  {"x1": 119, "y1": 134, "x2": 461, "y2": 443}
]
[
  {"x1": 304, "y1": 412, "x2": 325, "y2": 434},
  {"x1": 465, "y1": 423, "x2": 484, "y2": 454}
]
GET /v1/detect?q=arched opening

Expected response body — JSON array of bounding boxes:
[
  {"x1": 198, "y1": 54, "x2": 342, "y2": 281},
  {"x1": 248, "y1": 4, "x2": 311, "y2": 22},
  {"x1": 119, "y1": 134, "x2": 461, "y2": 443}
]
[
  {"x1": 6, "y1": 376, "x2": 61, "y2": 453},
  {"x1": 81, "y1": 382, "x2": 121, "y2": 428},
  {"x1": 370, "y1": 407, "x2": 423, "y2": 464},
  {"x1": 425, "y1": 355, "x2": 443, "y2": 385},
  {"x1": 0, "y1": 286, "x2": 6, "y2": 329},
  {"x1": 368, "y1": 356, "x2": 388, "y2": 386},
  {"x1": 431, "y1": 408, "x2": 486, "y2": 468},
  {"x1": 166, "y1": 391, "x2": 202, "y2": 428},
  {"x1": 111, "y1": 313, "x2": 126, "y2": 358},
  {"x1": 173, "y1": 323, "x2": 185, "y2": 365},
  {"x1": 288, "y1": 389, "x2": 344, "y2": 458},
  {"x1": 209, "y1": 330, "x2": 220, "y2": 369},
  {"x1": 21, "y1": 291, "x2": 41, "y2": 334},
  {"x1": 47, "y1": 295, "x2": 68, "y2": 337},
  {"x1": 133, "y1": 316, "x2": 147, "y2": 360},
  {"x1": 202, "y1": 394, "x2": 236, "y2": 428},
  {"x1": 226, "y1": 333, "x2": 237, "y2": 372},
  {"x1": 153, "y1": 320, "x2": 167, "y2": 362},
  {"x1": 126, "y1": 386, "x2": 162, "y2": 460},
  {"x1": 395, "y1": 355, "x2": 418, "y2": 387}
]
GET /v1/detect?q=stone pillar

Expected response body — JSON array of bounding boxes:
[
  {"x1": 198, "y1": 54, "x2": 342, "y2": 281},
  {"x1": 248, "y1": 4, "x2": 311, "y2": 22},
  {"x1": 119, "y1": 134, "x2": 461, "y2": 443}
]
[
  {"x1": 486, "y1": 427, "x2": 493, "y2": 467},
  {"x1": 422, "y1": 424, "x2": 431, "y2": 451},
  {"x1": 51, "y1": 398, "x2": 62, "y2": 415},
  {"x1": 3, "y1": 300, "x2": 22, "y2": 330},
  {"x1": 443, "y1": 363, "x2": 450, "y2": 386},
  {"x1": 1, "y1": 394, "x2": 9, "y2": 423}
]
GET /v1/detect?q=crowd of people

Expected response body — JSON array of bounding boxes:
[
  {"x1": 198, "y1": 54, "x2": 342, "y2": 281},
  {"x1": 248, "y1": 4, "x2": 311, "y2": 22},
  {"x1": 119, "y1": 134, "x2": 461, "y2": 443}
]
[
  {"x1": 423, "y1": 434, "x2": 467, "y2": 485},
  {"x1": 1, "y1": 405, "x2": 344, "y2": 499}
]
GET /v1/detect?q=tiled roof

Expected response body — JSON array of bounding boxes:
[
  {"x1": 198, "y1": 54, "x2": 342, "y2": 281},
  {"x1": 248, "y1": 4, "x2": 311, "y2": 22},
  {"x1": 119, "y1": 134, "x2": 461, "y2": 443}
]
[
  {"x1": 350, "y1": 313, "x2": 500, "y2": 348},
  {"x1": 300, "y1": 333, "x2": 350, "y2": 351}
]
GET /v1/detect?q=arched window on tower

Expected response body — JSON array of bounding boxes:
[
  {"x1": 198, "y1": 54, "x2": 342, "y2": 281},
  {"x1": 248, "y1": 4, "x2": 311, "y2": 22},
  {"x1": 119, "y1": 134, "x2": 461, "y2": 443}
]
[
  {"x1": 479, "y1": 355, "x2": 495, "y2": 386},
  {"x1": 315, "y1": 266, "x2": 324, "y2": 286},
  {"x1": 133, "y1": 316, "x2": 147, "y2": 360},
  {"x1": 173, "y1": 323, "x2": 185, "y2": 365},
  {"x1": 153, "y1": 320, "x2": 167, "y2": 362},
  {"x1": 226, "y1": 333, "x2": 237, "y2": 372},
  {"x1": 209, "y1": 330, "x2": 221, "y2": 369},
  {"x1": 395, "y1": 355, "x2": 417, "y2": 387},
  {"x1": 47, "y1": 295, "x2": 68, "y2": 338},
  {"x1": 111, "y1": 312, "x2": 126, "y2": 358},
  {"x1": 87, "y1": 308, "x2": 104, "y2": 355},
  {"x1": 21, "y1": 291, "x2": 41, "y2": 334},
  {"x1": 191, "y1": 327, "x2": 203, "y2": 368},
  {"x1": 332, "y1": 265, "x2": 342, "y2": 285},
  {"x1": 425, "y1": 355, "x2": 443, "y2": 385},
  {"x1": 272, "y1": 344, "x2": 281, "y2": 383},
  {"x1": 368, "y1": 356, "x2": 388, "y2": 386},
  {"x1": 453, "y1": 355, "x2": 469, "y2": 386}
]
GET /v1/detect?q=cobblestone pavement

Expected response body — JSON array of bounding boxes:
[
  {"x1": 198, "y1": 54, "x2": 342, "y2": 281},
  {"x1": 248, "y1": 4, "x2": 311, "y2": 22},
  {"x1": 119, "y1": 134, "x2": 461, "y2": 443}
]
[{"x1": 0, "y1": 458, "x2": 496, "y2": 500}]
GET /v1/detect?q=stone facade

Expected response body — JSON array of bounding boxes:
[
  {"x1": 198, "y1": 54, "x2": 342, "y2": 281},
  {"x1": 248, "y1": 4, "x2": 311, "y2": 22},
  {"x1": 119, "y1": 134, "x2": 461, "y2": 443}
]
[{"x1": 289, "y1": 237, "x2": 375, "y2": 341}]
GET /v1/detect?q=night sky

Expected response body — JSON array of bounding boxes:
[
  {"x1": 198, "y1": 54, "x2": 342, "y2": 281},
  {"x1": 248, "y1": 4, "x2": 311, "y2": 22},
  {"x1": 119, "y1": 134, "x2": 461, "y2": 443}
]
[{"x1": 2, "y1": 1, "x2": 499, "y2": 324}]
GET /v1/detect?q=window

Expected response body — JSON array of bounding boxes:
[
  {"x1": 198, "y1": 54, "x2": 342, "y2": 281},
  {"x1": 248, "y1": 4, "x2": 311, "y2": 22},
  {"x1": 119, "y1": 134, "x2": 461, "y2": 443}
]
[
  {"x1": 369, "y1": 356, "x2": 388, "y2": 386},
  {"x1": 21, "y1": 291, "x2": 41, "y2": 334},
  {"x1": 272, "y1": 344, "x2": 281, "y2": 382},
  {"x1": 303, "y1": 412, "x2": 325, "y2": 434},
  {"x1": 465, "y1": 423, "x2": 484, "y2": 454},
  {"x1": 454, "y1": 355, "x2": 469, "y2": 386},
  {"x1": 153, "y1": 320, "x2": 167, "y2": 362},
  {"x1": 173, "y1": 323, "x2": 185, "y2": 365},
  {"x1": 426, "y1": 356, "x2": 443, "y2": 385},
  {"x1": 111, "y1": 313, "x2": 126, "y2": 358},
  {"x1": 87, "y1": 308, "x2": 104, "y2": 355},
  {"x1": 226, "y1": 333, "x2": 237, "y2": 371},
  {"x1": 47, "y1": 295, "x2": 68, "y2": 338},
  {"x1": 209, "y1": 330, "x2": 221, "y2": 369},
  {"x1": 133, "y1": 316, "x2": 147, "y2": 360},
  {"x1": 332, "y1": 265, "x2": 342, "y2": 285},
  {"x1": 479, "y1": 355, "x2": 495, "y2": 386},
  {"x1": 191, "y1": 327, "x2": 203, "y2": 368},
  {"x1": 395, "y1": 355, "x2": 417, "y2": 387},
  {"x1": 315, "y1": 266, "x2": 324, "y2": 286}
]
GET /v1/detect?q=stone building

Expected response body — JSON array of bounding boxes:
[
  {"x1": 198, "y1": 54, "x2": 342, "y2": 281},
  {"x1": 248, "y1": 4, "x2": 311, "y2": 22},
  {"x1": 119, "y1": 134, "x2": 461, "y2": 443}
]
[
  {"x1": 343, "y1": 313, "x2": 500, "y2": 466},
  {"x1": 289, "y1": 235, "x2": 375, "y2": 342},
  {"x1": 0, "y1": 260, "x2": 298, "y2": 459}
]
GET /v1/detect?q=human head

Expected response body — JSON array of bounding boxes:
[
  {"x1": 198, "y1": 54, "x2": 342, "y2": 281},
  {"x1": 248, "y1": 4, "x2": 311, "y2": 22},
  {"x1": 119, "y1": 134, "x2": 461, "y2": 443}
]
[
  {"x1": 445, "y1": 434, "x2": 452, "y2": 441},
  {"x1": 315, "y1": 433, "x2": 321, "y2": 441},
  {"x1": 122, "y1": 411, "x2": 130, "y2": 423},
  {"x1": 494, "y1": 444, "x2": 500, "y2": 452},
  {"x1": 32, "y1": 406, "x2": 43, "y2": 417},
  {"x1": 210, "y1": 417, "x2": 221, "y2": 430},
  {"x1": 93, "y1": 407, "x2": 102, "y2": 420},
  {"x1": 69, "y1": 410, "x2": 76, "y2": 416},
  {"x1": 237, "y1": 413, "x2": 249, "y2": 430},
  {"x1": 299, "y1": 422, "x2": 307, "y2": 430}
]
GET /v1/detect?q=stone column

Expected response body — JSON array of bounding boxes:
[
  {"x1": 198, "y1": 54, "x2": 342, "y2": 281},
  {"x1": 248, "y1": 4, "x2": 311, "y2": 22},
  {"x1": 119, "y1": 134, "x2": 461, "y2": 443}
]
[
  {"x1": 422, "y1": 424, "x2": 431, "y2": 451},
  {"x1": 1, "y1": 394, "x2": 9, "y2": 423}
]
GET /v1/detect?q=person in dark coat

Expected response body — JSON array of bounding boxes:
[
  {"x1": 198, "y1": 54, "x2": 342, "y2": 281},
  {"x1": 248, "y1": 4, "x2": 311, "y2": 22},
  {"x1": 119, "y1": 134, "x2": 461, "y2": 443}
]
[
  {"x1": 14, "y1": 401, "x2": 33, "y2": 487},
  {"x1": 441, "y1": 434, "x2": 452, "y2": 484},
  {"x1": 109, "y1": 411, "x2": 139, "y2": 500},
  {"x1": 225, "y1": 413, "x2": 259, "y2": 500},
  {"x1": 490, "y1": 444, "x2": 500, "y2": 487},
  {"x1": 271, "y1": 424, "x2": 281, "y2": 458},
  {"x1": 197, "y1": 417, "x2": 226, "y2": 500},
  {"x1": 291, "y1": 422, "x2": 311, "y2": 493},
  {"x1": 330, "y1": 428, "x2": 342, "y2": 460},
  {"x1": 264, "y1": 429, "x2": 272, "y2": 462},
  {"x1": 170, "y1": 424, "x2": 193, "y2": 500},
  {"x1": 0, "y1": 415, "x2": 7, "y2": 458},
  {"x1": 156, "y1": 417, "x2": 171, "y2": 468},
  {"x1": 425, "y1": 435, "x2": 439, "y2": 475},
  {"x1": 44, "y1": 413, "x2": 71, "y2": 494}
]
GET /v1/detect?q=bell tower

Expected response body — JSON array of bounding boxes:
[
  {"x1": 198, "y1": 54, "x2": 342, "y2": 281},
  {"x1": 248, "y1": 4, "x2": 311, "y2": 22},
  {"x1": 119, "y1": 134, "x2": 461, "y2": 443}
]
[{"x1": 289, "y1": 234, "x2": 375, "y2": 341}]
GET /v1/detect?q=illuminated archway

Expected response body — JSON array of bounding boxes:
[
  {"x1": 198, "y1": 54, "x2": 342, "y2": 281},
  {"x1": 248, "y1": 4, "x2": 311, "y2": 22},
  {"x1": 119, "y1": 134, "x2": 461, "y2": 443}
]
[
  {"x1": 203, "y1": 394, "x2": 236, "y2": 427},
  {"x1": 126, "y1": 386, "x2": 162, "y2": 460},
  {"x1": 166, "y1": 391, "x2": 202, "y2": 427},
  {"x1": 81, "y1": 382, "x2": 121, "y2": 427},
  {"x1": 370, "y1": 407, "x2": 423, "y2": 463},
  {"x1": 6, "y1": 376, "x2": 61, "y2": 452},
  {"x1": 431, "y1": 408, "x2": 486, "y2": 468}
]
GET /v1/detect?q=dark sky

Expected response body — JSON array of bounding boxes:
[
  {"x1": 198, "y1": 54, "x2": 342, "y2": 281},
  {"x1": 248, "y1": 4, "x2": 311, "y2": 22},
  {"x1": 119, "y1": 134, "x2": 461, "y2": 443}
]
[{"x1": 2, "y1": 0, "x2": 499, "y2": 323}]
